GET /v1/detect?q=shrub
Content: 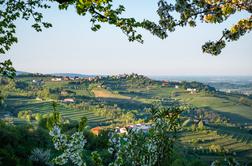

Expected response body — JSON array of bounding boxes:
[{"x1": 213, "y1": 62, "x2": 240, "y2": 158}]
[
  {"x1": 35, "y1": 113, "x2": 42, "y2": 121},
  {"x1": 29, "y1": 148, "x2": 51, "y2": 166}
]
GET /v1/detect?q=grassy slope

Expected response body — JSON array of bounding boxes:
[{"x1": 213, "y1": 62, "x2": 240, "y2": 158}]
[
  {"x1": 92, "y1": 87, "x2": 131, "y2": 99},
  {"x1": 174, "y1": 92, "x2": 252, "y2": 123}
]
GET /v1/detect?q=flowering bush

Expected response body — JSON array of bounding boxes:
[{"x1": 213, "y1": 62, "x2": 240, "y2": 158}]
[{"x1": 49, "y1": 125, "x2": 87, "y2": 166}]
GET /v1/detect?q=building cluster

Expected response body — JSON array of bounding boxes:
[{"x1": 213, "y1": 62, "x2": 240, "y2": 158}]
[
  {"x1": 116, "y1": 124, "x2": 152, "y2": 134},
  {"x1": 51, "y1": 78, "x2": 63, "y2": 82},
  {"x1": 90, "y1": 124, "x2": 152, "y2": 136},
  {"x1": 51, "y1": 76, "x2": 97, "y2": 82},
  {"x1": 161, "y1": 80, "x2": 180, "y2": 89},
  {"x1": 108, "y1": 73, "x2": 147, "y2": 80}
]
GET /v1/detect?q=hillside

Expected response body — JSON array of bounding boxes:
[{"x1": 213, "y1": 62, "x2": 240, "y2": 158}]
[{"x1": 1, "y1": 74, "x2": 252, "y2": 164}]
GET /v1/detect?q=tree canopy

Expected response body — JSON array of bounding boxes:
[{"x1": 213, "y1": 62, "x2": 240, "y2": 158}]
[{"x1": 0, "y1": 0, "x2": 251, "y2": 76}]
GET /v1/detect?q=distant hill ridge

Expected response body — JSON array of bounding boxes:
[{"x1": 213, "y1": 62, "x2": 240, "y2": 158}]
[
  {"x1": 51, "y1": 73, "x2": 97, "y2": 78},
  {"x1": 16, "y1": 71, "x2": 97, "y2": 78}
]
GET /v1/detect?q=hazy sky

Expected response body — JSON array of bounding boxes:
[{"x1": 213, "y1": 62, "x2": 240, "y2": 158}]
[{"x1": 1, "y1": 1, "x2": 252, "y2": 76}]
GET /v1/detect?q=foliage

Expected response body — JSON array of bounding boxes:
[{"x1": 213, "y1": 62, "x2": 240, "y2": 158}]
[
  {"x1": 208, "y1": 144, "x2": 223, "y2": 153},
  {"x1": 18, "y1": 110, "x2": 33, "y2": 121},
  {"x1": 37, "y1": 88, "x2": 50, "y2": 100},
  {"x1": 15, "y1": 80, "x2": 29, "y2": 90},
  {"x1": 0, "y1": 0, "x2": 51, "y2": 53},
  {"x1": 79, "y1": 116, "x2": 88, "y2": 131},
  {"x1": 0, "y1": 0, "x2": 52, "y2": 77},
  {"x1": 17, "y1": 110, "x2": 42, "y2": 122},
  {"x1": 46, "y1": 111, "x2": 63, "y2": 130},
  {"x1": 91, "y1": 151, "x2": 103, "y2": 166},
  {"x1": 0, "y1": 60, "x2": 15, "y2": 78},
  {"x1": 29, "y1": 148, "x2": 52, "y2": 166},
  {"x1": 180, "y1": 81, "x2": 216, "y2": 92},
  {"x1": 53, "y1": 0, "x2": 252, "y2": 55},
  {"x1": 0, "y1": 90, "x2": 4, "y2": 106},
  {"x1": 0, "y1": 120, "x2": 52, "y2": 165},
  {"x1": 211, "y1": 157, "x2": 240, "y2": 166}
]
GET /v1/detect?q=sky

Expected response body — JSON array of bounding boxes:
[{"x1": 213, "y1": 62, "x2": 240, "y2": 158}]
[{"x1": 1, "y1": 0, "x2": 252, "y2": 76}]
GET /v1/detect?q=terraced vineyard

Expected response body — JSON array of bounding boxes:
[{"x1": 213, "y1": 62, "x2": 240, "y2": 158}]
[
  {"x1": 178, "y1": 130, "x2": 252, "y2": 162},
  {"x1": 209, "y1": 124, "x2": 252, "y2": 144},
  {"x1": 5, "y1": 97, "x2": 110, "y2": 127}
]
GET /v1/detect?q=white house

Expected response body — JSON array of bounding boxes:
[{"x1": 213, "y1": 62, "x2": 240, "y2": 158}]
[
  {"x1": 129, "y1": 124, "x2": 151, "y2": 133},
  {"x1": 186, "y1": 88, "x2": 197, "y2": 94},
  {"x1": 51, "y1": 78, "x2": 62, "y2": 81},
  {"x1": 63, "y1": 98, "x2": 75, "y2": 103}
]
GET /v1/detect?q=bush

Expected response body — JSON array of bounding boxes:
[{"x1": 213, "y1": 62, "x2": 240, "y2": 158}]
[
  {"x1": 35, "y1": 113, "x2": 42, "y2": 121},
  {"x1": 18, "y1": 110, "x2": 33, "y2": 121},
  {"x1": 209, "y1": 144, "x2": 223, "y2": 153}
]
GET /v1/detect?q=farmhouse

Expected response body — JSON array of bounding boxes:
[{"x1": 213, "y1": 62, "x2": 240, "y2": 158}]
[
  {"x1": 51, "y1": 78, "x2": 62, "y2": 82},
  {"x1": 87, "y1": 77, "x2": 95, "y2": 81},
  {"x1": 63, "y1": 77, "x2": 70, "y2": 81},
  {"x1": 74, "y1": 76, "x2": 80, "y2": 80},
  {"x1": 83, "y1": 77, "x2": 95, "y2": 82},
  {"x1": 162, "y1": 81, "x2": 169, "y2": 87},
  {"x1": 91, "y1": 127, "x2": 102, "y2": 136},
  {"x1": 63, "y1": 98, "x2": 75, "y2": 103},
  {"x1": 186, "y1": 88, "x2": 197, "y2": 94}
]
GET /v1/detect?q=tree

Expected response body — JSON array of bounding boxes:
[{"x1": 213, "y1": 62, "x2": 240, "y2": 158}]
[
  {"x1": 91, "y1": 151, "x2": 103, "y2": 166},
  {"x1": 0, "y1": 90, "x2": 5, "y2": 107},
  {"x1": 0, "y1": 0, "x2": 251, "y2": 77},
  {"x1": 79, "y1": 116, "x2": 88, "y2": 131},
  {"x1": 37, "y1": 88, "x2": 50, "y2": 100},
  {"x1": 198, "y1": 119, "x2": 205, "y2": 130},
  {"x1": 0, "y1": 0, "x2": 52, "y2": 77}
]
